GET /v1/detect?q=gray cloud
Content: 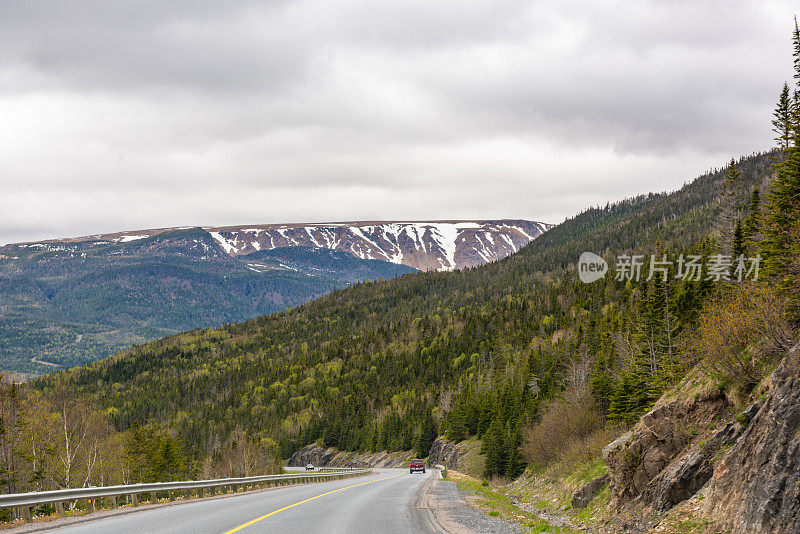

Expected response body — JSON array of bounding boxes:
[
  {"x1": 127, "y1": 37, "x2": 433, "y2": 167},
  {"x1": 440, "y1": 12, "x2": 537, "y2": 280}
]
[{"x1": 0, "y1": 0, "x2": 797, "y2": 244}]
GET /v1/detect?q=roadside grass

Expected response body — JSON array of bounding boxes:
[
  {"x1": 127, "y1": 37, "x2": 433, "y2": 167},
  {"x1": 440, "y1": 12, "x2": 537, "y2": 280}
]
[
  {"x1": 648, "y1": 492, "x2": 712, "y2": 534},
  {"x1": 504, "y1": 457, "x2": 610, "y2": 529},
  {"x1": 453, "y1": 438, "x2": 486, "y2": 479},
  {"x1": 447, "y1": 472, "x2": 580, "y2": 533}
]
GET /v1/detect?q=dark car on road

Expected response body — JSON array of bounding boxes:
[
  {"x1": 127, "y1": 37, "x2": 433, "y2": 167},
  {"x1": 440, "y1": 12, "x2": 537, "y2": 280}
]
[{"x1": 410, "y1": 459, "x2": 425, "y2": 474}]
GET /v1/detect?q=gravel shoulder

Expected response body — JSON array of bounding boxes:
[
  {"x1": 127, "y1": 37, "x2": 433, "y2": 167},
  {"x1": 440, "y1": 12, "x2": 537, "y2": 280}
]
[{"x1": 421, "y1": 474, "x2": 525, "y2": 534}]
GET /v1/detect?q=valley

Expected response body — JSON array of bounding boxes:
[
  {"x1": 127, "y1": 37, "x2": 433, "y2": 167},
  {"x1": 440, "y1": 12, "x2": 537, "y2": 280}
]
[{"x1": 0, "y1": 220, "x2": 546, "y2": 374}]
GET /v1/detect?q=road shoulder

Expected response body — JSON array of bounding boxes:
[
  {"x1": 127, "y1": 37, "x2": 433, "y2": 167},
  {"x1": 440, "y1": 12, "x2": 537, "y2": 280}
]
[{"x1": 418, "y1": 473, "x2": 525, "y2": 534}]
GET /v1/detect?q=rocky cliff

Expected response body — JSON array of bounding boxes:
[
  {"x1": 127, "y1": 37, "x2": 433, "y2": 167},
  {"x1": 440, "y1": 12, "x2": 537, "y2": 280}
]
[
  {"x1": 427, "y1": 437, "x2": 462, "y2": 469},
  {"x1": 289, "y1": 437, "x2": 467, "y2": 471},
  {"x1": 288, "y1": 444, "x2": 416, "y2": 468},
  {"x1": 601, "y1": 343, "x2": 800, "y2": 533},
  {"x1": 701, "y1": 342, "x2": 800, "y2": 533}
]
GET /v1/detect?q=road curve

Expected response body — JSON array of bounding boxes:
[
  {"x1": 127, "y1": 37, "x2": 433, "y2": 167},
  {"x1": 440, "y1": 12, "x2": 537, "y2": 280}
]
[{"x1": 38, "y1": 469, "x2": 437, "y2": 534}]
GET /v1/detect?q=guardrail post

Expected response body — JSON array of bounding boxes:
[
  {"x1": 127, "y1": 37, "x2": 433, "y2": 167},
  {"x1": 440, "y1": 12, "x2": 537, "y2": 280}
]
[
  {"x1": 86, "y1": 498, "x2": 95, "y2": 513},
  {"x1": 150, "y1": 492, "x2": 158, "y2": 504},
  {"x1": 110, "y1": 495, "x2": 118, "y2": 509},
  {"x1": 55, "y1": 500, "x2": 65, "y2": 516},
  {"x1": 19, "y1": 505, "x2": 32, "y2": 521},
  {"x1": 210, "y1": 486, "x2": 216, "y2": 496},
  {"x1": 131, "y1": 493, "x2": 139, "y2": 507},
  {"x1": 169, "y1": 491, "x2": 175, "y2": 502},
  {"x1": 197, "y1": 487, "x2": 204, "y2": 498}
]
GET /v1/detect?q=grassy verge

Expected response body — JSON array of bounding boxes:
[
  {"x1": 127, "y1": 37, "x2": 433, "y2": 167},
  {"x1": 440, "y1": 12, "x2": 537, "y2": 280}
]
[
  {"x1": 453, "y1": 438, "x2": 486, "y2": 479},
  {"x1": 503, "y1": 458, "x2": 610, "y2": 529},
  {"x1": 447, "y1": 471, "x2": 580, "y2": 533}
]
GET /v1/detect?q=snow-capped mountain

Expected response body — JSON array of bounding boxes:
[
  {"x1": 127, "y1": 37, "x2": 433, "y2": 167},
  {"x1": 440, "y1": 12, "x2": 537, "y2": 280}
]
[
  {"x1": 205, "y1": 220, "x2": 550, "y2": 271},
  {"x1": 0, "y1": 219, "x2": 549, "y2": 373},
  {"x1": 3, "y1": 220, "x2": 550, "y2": 271}
]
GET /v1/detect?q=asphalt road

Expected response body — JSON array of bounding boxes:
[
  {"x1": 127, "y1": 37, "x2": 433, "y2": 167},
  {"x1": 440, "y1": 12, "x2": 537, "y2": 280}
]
[{"x1": 39, "y1": 469, "x2": 438, "y2": 534}]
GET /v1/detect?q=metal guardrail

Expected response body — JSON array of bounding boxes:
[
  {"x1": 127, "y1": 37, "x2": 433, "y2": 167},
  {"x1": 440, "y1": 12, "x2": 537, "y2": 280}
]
[
  {"x1": 317, "y1": 467, "x2": 359, "y2": 471},
  {"x1": 0, "y1": 469, "x2": 372, "y2": 522}
]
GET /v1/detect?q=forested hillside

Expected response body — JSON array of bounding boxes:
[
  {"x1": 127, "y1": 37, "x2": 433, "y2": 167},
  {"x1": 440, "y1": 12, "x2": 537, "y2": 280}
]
[
  {"x1": 34, "y1": 150, "x2": 775, "y2": 476},
  {"x1": 0, "y1": 229, "x2": 415, "y2": 373}
]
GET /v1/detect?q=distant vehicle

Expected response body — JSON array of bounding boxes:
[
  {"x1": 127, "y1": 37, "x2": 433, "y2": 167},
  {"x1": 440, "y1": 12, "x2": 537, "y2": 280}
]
[
  {"x1": 410, "y1": 459, "x2": 425, "y2": 474},
  {"x1": 305, "y1": 464, "x2": 315, "y2": 471}
]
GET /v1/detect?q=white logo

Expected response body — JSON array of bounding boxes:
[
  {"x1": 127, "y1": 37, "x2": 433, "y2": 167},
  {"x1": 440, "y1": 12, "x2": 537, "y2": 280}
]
[{"x1": 578, "y1": 252, "x2": 608, "y2": 283}]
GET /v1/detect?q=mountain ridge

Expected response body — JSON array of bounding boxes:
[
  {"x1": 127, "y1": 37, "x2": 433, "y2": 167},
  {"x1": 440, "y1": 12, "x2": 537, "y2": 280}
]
[
  {"x1": 0, "y1": 230, "x2": 417, "y2": 374},
  {"x1": 2, "y1": 219, "x2": 551, "y2": 272}
]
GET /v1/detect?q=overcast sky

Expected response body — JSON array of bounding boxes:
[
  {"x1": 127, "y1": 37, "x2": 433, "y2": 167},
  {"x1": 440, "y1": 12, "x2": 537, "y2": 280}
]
[{"x1": 1, "y1": 0, "x2": 797, "y2": 244}]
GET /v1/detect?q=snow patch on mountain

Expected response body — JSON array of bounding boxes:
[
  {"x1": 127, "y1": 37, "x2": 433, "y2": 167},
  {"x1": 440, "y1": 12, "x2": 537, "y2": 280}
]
[
  {"x1": 3, "y1": 220, "x2": 551, "y2": 272},
  {"x1": 117, "y1": 234, "x2": 151, "y2": 243},
  {"x1": 203, "y1": 220, "x2": 550, "y2": 271}
]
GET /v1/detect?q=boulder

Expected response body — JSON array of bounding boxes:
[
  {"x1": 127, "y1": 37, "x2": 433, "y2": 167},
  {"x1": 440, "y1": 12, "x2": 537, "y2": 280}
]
[{"x1": 572, "y1": 474, "x2": 610, "y2": 508}]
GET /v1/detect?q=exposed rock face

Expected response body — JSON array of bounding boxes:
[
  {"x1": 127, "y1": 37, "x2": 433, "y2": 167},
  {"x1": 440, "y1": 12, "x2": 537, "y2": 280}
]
[
  {"x1": 641, "y1": 401, "x2": 758, "y2": 513},
  {"x1": 702, "y1": 344, "x2": 800, "y2": 533},
  {"x1": 427, "y1": 437, "x2": 461, "y2": 469},
  {"x1": 288, "y1": 444, "x2": 415, "y2": 468},
  {"x1": 572, "y1": 474, "x2": 610, "y2": 509},
  {"x1": 288, "y1": 444, "x2": 338, "y2": 468},
  {"x1": 599, "y1": 374, "x2": 734, "y2": 532},
  {"x1": 599, "y1": 343, "x2": 800, "y2": 533},
  {"x1": 603, "y1": 383, "x2": 729, "y2": 506},
  {"x1": 289, "y1": 436, "x2": 464, "y2": 471}
]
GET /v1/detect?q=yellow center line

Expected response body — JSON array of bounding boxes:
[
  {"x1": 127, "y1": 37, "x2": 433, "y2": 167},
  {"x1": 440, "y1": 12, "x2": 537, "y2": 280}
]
[{"x1": 222, "y1": 473, "x2": 404, "y2": 534}]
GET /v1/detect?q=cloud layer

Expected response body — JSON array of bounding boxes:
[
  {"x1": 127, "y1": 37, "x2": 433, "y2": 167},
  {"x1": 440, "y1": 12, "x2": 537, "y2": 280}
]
[{"x1": 1, "y1": 0, "x2": 797, "y2": 244}]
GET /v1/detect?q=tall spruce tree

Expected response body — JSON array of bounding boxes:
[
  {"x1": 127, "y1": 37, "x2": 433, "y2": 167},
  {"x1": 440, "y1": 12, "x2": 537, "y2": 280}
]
[
  {"x1": 715, "y1": 159, "x2": 741, "y2": 255},
  {"x1": 414, "y1": 409, "x2": 438, "y2": 458},
  {"x1": 774, "y1": 82, "x2": 794, "y2": 150},
  {"x1": 794, "y1": 17, "x2": 800, "y2": 84},
  {"x1": 743, "y1": 187, "x2": 761, "y2": 245},
  {"x1": 733, "y1": 219, "x2": 745, "y2": 258},
  {"x1": 482, "y1": 417, "x2": 506, "y2": 478},
  {"x1": 764, "y1": 18, "x2": 800, "y2": 324}
]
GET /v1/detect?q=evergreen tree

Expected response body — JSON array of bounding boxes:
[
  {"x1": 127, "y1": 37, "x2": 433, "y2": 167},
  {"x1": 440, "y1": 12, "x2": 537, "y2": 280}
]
[
  {"x1": 764, "y1": 19, "x2": 800, "y2": 324},
  {"x1": 505, "y1": 423, "x2": 526, "y2": 478},
  {"x1": 414, "y1": 409, "x2": 438, "y2": 458},
  {"x1": 608, "y1": 369, "x2": 653, "y2": 424},
  {"x1": 589, "y1": 352, "x2": 615, "y2": 415},
  {"x1": 715, "y1": 159, "x2": 741, "y2": 255},
  {"x1": 446, "y1": 403, "x2": 468, "y2": 442},
  {"x1": 732, "y1": 219, "x2": 745, "y2": 258},
  {"x1": 743, "y1": 187, "x2": 761, "y2": 245},
  {"x1": 482, "y1": 417, "x2": 506, "y2": 478},
  {"x1": 794, "y1": 17, "x2": 800, "y2": 84},
  {"x1": 154, "y1": 437, "x2": 187, "y2": 481},
  {"x1": 773, "y1": 82, "x2": 793, "y2": 150}
]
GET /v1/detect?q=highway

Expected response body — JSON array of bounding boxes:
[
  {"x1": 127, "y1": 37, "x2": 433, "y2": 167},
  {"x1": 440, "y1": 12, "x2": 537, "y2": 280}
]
[{"x1": 38, "y1": 469, "x2": 439, "y2": 534}]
